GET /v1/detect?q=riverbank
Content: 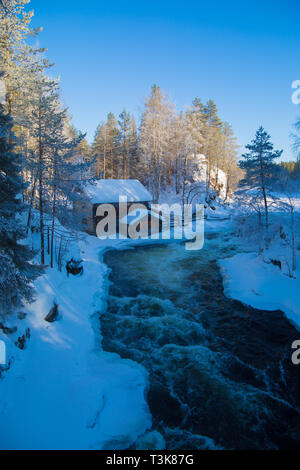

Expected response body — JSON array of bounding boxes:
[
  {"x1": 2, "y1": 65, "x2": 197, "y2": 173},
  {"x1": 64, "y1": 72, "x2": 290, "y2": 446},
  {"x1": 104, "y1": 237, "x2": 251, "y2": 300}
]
[
  {"x1": 220, "y1": 251, "x2": 300, "y2": 331},
  {"x1": 0, "y1": 232, "x2": 152, "y2": 450}
]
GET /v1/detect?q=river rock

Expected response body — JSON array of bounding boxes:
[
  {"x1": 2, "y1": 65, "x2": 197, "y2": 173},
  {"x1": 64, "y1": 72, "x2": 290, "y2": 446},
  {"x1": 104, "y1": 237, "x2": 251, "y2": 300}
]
[
  {"x1": 45, "y1": 303, "x2": 59, "y2": 323},
  {"x1": 135, "y1": 430, "x2": 166, "y2": 450}
]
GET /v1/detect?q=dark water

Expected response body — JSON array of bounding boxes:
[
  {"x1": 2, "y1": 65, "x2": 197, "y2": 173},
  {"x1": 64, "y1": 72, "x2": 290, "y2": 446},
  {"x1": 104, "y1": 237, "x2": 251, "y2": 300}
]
[{"x1": 101, "y1": 234, "x2": 300, "y2": 450}]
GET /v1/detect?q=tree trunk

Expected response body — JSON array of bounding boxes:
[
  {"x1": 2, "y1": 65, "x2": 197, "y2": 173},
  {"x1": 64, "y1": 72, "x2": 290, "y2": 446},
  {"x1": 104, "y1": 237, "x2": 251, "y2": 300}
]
[
  {"x1": 51, "y1": 210, "x2": 55, "y2": 269},
  {"x1": 182, "y1": 155, "x2": 188, "y2": 206},
  {"x1": 103, "y1": 139, "x2": 106, "y2": 179},
  {"x1": 259, "y1": 152, "x2": 268, "y2": 230},
  {"x1": 47, "y1": 226, "x2": 50, "y2": 255},
  {"x1": 39, "y1": 174, "x2": 45, "y2": 265},
  {"x1": 50, "y1": 168, "x2": 57, "y2": 268},
  {"x1": 291, "y1": 206, "x2": 296, "y2": 272},
  {"x1": 123, "y1": 135, "x2": 127, "y2": 179},
  {"x1": 5, "y1": 19, "x2": 12, "y2": 115},
  {"x1": 26, "y1": 173, "x2": 38, "y2": 234},
  {"x1": 175, "y1": 157, "x2": 180, "y2": 194},
  {"x1": 38, "y1": 106, "x2": 45, "y2": 265}
]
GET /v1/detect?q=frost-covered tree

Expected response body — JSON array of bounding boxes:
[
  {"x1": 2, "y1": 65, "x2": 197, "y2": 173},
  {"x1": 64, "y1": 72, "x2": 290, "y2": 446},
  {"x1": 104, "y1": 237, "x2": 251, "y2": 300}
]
[
  {"x1": 0, "y1": 104, "x2": 40, "y2": 315},
  {"x1": 239, "y1": 126, "x2": 282, "y2": 229},
  {"x1": 139, "y1": 85, "x2": 175, "y2": 201},
  {"x1": 292, "y1": 115, "x2": 300, "y2": 163},
  {"x1": 25, "y1": 73, "x2": 89, "y2": 266},
  {"x1": 221, "y1": 122, "x2": 241, "y2": 200},
  {"x1": 0, "y1": 0, "x2": 46, "y2": 116}
]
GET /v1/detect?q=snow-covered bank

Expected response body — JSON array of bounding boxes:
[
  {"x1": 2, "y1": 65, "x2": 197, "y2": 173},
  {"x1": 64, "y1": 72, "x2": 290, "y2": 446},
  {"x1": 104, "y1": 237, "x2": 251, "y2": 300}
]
[
  {"x1": 0, "y1": 234, "x2": 151, "y2": 450},
  {"x1": 220, "y1": 252, "x2": 300, "y2": 330}
]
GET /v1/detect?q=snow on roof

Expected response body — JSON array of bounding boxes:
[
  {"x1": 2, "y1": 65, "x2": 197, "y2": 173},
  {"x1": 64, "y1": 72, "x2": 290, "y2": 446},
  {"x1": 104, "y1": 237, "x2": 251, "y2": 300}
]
[{"x1": 84, "y1": 179, "x2": 152, "y2": 204}]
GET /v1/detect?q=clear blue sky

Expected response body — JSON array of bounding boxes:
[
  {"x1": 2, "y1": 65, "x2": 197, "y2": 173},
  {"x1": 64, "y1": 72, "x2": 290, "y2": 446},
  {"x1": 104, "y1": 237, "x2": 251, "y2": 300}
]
[{"x1": 29, "y1": 0, "x2": 300, "y2": 161}]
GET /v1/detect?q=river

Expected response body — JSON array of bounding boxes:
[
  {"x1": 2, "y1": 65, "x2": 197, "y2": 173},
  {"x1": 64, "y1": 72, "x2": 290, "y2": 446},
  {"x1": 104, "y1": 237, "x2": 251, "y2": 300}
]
[{"x1": 101, "y1": 231, "x2": 300, "y2": 450}]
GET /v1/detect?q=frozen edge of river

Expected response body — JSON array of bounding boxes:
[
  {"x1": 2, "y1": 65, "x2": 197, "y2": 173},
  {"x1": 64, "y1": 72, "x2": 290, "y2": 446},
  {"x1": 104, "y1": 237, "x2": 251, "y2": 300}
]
[{"x1": 219, "y1": 252, "x2": 300, "y2": 332}]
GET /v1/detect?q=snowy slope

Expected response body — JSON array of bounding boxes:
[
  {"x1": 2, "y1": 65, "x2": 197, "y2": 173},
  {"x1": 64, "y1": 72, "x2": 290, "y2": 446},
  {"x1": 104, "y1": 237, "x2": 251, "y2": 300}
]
[{"x1": 0, "y1": 234, "x2": 151, "y2": 450}]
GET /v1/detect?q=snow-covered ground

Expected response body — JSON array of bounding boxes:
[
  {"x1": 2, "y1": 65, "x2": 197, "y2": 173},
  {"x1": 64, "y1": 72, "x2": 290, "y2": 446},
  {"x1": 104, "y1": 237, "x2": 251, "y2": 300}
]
[
  {"x1": 0, "y1": 232, "x2": 151, "y2": 450},
  {"x1": 220, "y1": 251, "x2": 300, "y2": 330},
  {"x1": 219, "y1": 196, "x2": 300, "y2": 331}
]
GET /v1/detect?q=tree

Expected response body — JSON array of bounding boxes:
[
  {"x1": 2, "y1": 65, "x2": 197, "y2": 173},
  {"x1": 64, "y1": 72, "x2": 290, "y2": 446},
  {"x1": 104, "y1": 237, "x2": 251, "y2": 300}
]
[
  {"x1": 92, "y1": 113, "x2": 121, "y2": 179},
  {"x1": 66, "y1": 123, "x2": 91, "y2": 165},
  {"x1": 292, "y1": 115, "x2": 300, "y2": 162},
  {"x1": 25, "y1": 72, "x2": 89, "y2": 266},
  {"x1": 127, "y1": 115, "x2": 140, "y2": 179},
  {"x1": 92, "y1": 122, "x2": 108, "y2": 178},
  {"x1": 275, "y1": 169, "x2": 298, "y2": 275},
  {"x1": 0, "y1": 104, "x2": 40, "y2": 315},
  {"x1": 139, "y1": 85, "x2": 175, "y2": 202},
  {"x1": 221, "y1": 122, "x2": 241, "y2": 200},
  {"x1": 239, "y1": 126, "x2": 282, "y2": 230},
  {"x1": 118, "y1": 109, "x2": 131, "y2": 179},
  {"x1": 0, "y1": 0, "x2": 46, "y2": 116}
]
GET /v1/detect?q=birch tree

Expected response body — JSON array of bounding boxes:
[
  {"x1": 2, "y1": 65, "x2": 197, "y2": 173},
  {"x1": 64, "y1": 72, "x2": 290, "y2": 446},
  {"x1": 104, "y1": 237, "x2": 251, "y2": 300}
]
[{"x1": 139, "y1": 85, "x2": 175, "y2": 202}]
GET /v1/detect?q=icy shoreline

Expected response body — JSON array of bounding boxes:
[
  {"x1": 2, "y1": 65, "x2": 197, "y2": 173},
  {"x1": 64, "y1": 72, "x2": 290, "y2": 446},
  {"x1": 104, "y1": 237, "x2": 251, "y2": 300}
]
[{"x1": 219, "y1": 252, "x2": 300, "y2": 331}]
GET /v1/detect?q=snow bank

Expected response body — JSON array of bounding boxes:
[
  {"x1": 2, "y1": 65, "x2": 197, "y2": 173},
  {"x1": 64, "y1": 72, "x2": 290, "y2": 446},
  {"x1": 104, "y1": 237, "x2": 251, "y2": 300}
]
[
  {"x1": 0, "y1": 234, "x2": 151, "y2": 450},
  {"x1": 219, "y1": 252, "x2": 300, "y2": 330}
]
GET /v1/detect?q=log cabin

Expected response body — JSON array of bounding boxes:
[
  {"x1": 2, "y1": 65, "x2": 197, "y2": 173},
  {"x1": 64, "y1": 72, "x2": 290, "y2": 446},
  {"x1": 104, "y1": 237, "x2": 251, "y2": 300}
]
[{"x1": 74, "y1": 179, "x2": 161, "y2": 237}]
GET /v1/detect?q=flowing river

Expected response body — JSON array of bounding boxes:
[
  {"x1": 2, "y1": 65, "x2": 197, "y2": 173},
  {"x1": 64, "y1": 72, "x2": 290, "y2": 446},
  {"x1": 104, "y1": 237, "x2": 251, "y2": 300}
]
[{"x1": 101, "y1": 232, "x2": 300, "y2": 450}]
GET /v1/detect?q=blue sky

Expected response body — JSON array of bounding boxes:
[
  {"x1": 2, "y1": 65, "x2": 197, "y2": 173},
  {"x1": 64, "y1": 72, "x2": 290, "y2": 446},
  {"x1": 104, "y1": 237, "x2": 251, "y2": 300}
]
[{"x1": 29, "y1": 0, "x2": 300, "y2": 161}]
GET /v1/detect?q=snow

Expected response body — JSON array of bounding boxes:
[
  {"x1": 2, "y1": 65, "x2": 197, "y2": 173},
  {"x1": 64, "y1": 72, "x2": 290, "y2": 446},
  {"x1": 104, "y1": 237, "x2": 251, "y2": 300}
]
[
  {"x1": 84, "y1": 179, "x2": 152, "y2": 204},
  {"x1": 192, "y1": 154, "x2": 227, "y2": 199},
  {"x1": 0, "y1": 230, "x2": 151, "y2": 450},
  {"x1": 219, "y1": 202, "x2": 300, "y2": 331},
  {"x1": 219, "y1": 251, "x2": 300, "y2": 331}
]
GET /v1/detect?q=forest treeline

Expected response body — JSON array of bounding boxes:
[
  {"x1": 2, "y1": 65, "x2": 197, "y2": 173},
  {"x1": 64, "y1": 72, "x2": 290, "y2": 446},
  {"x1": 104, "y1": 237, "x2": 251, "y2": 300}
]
[{"x1": 91, "y1": 90, "x2": 242, "y2": 202}]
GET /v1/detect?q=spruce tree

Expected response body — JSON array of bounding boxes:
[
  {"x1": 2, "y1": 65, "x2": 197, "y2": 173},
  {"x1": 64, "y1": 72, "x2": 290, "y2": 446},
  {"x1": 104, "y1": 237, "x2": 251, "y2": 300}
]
[
  {"x1": 239, "y1": 126, "x2": 282, "y2": 229},
  {"x1": 0, "y1": 104, "x2": 40, "y2": 315}
]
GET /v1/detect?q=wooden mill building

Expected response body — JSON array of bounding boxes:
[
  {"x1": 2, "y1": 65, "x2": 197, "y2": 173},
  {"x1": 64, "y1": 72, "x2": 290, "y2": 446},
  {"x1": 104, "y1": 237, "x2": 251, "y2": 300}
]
[{"x1": 74, "y1": 179, "x2": 159, "y2": 237}]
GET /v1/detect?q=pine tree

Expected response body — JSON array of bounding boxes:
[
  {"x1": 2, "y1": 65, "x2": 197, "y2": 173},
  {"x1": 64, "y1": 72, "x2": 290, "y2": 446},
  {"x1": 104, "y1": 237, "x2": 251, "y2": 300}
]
[
  {"x1": 106, "y1": 112, "x2": 120, "y2": 178},
  {"x1": 239, "y1": 126, "x2": 282, "y2": 229},
  {"x1": 118, "y1": 109, "x2": 131, "y2": 179},
  {"x1": 0, "y1": 104, "x2": 40, "y2": 315},
  {"x1": 128, "y1": 115, "x2": 140, "y2": 178},
  {"x1": 0, "y1": 0, "x2": 46, "y2": 117},
  {"x1": 92, "y1": 122, "x2": 107, "y2": 178}
]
